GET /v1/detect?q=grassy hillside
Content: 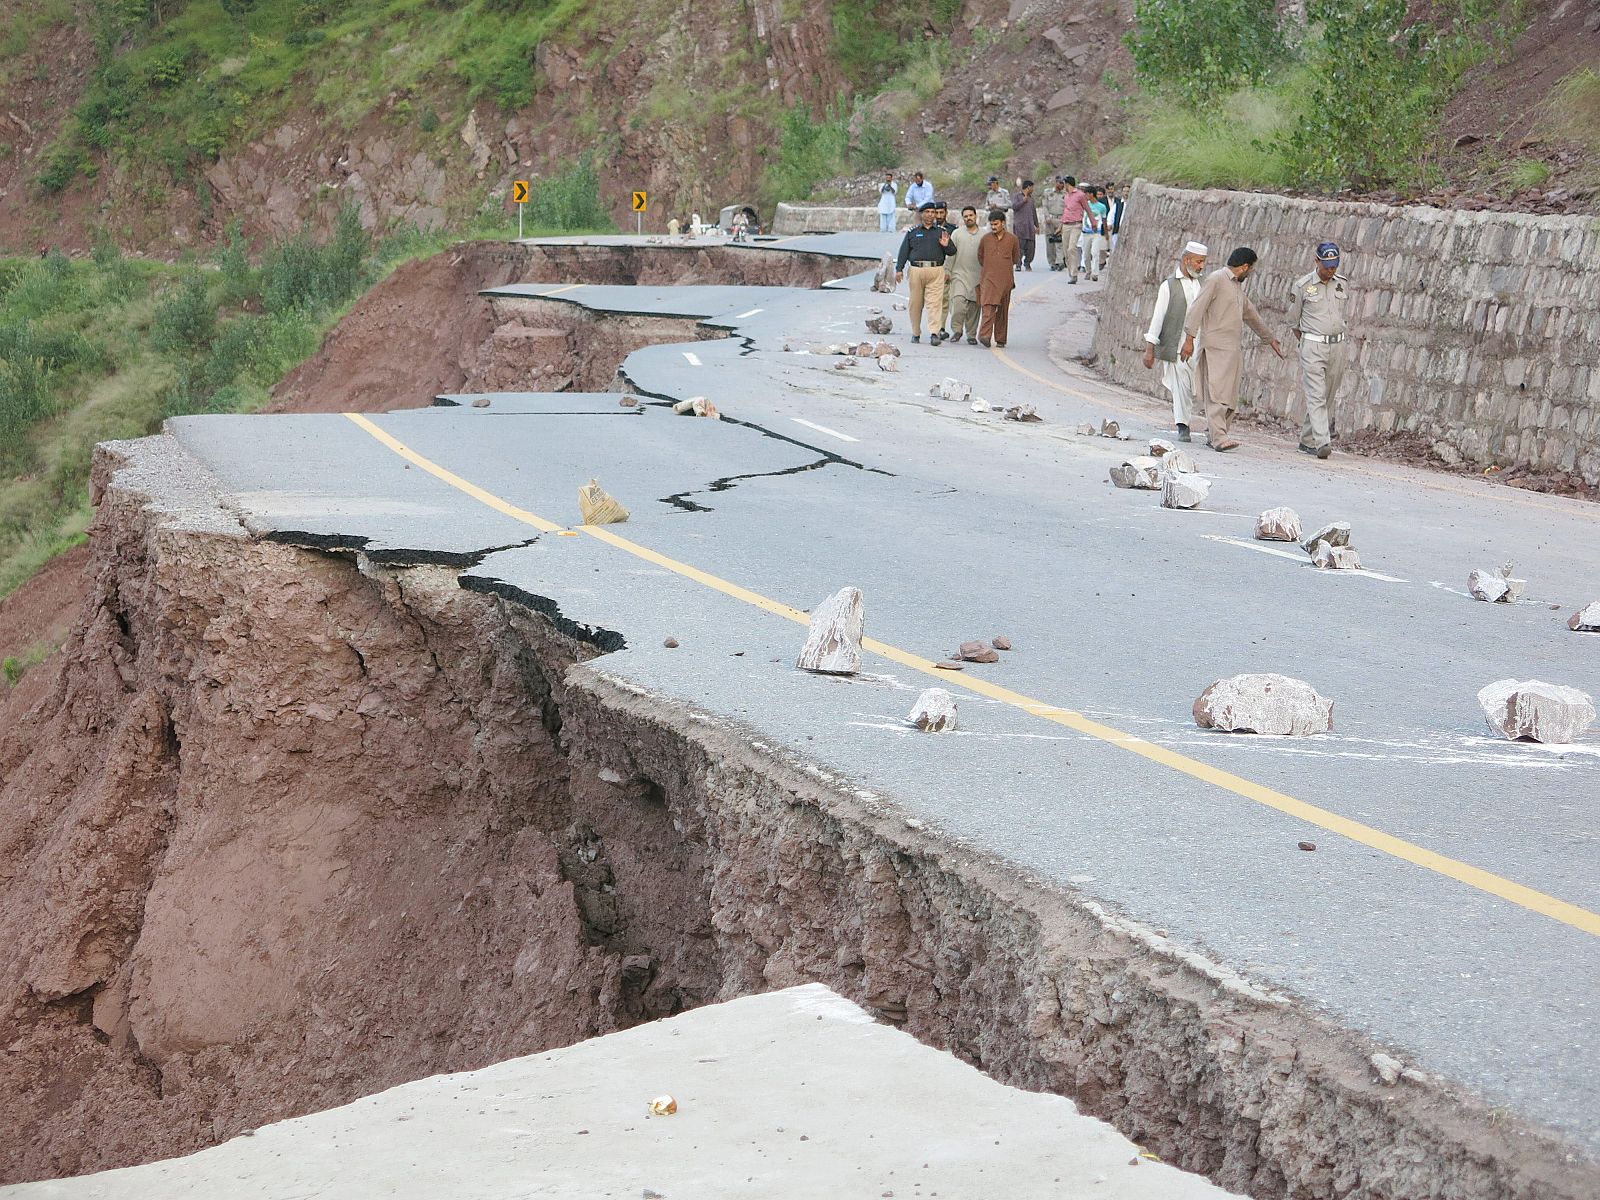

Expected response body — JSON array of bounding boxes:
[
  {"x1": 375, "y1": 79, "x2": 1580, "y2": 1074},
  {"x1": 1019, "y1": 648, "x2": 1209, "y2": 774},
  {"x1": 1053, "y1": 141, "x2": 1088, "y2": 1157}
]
[
  {"x1": 37, "y1": 0, "x2": 596, "y2": 196},
  {"x1": 0, "y1": 209, "x2": 512, "y2": 602}
]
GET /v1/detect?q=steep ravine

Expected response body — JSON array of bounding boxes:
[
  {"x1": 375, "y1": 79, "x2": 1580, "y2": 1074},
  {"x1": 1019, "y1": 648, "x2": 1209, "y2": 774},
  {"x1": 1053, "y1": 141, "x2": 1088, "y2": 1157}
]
[{"x1": 0, "y1": 433, "x2": 1591, "y2": 1200}]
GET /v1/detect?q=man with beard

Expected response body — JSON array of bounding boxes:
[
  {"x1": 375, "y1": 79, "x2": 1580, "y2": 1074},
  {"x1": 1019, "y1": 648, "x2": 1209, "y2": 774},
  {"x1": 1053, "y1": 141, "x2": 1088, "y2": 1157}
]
[
  {"x1": 1142, "y1": 240, "x2": 1208, "y2": 442},
  {"x1": 1011, "y1": 179, "x2": 1039, "y2": 271},
  {"x1": 976, "y1": 209, "x2": 1021, "y2": 348},
  {"x1": 945, "y1": 205, "x2": 985, "y2": 345},
  {"x1": 1180, "y1": 247, "x2": 1286, "y2": 452}
]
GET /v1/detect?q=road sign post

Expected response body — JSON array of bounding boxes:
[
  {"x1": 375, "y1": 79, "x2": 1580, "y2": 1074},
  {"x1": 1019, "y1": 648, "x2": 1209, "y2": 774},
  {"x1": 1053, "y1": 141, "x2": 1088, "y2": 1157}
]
[
  {"x1": 633, "y1": 191, "x2": 647, "y2": 237},
  {"x1": 512, "y1": 179, "x2": 529, "y2": 240}
]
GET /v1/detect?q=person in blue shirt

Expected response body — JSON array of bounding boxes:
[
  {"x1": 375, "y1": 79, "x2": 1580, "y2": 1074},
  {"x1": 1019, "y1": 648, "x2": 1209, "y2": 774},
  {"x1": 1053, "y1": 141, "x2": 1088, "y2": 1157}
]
[
  {"x1": 905, "y1": 172, "x2": 934, "y2": 213},
  {"x1": 894, "y1": 202, "x2": 952, "y2": 344},
  {"x1": 1079, "y1": 186, "x2": 1110, "y2": 280}
]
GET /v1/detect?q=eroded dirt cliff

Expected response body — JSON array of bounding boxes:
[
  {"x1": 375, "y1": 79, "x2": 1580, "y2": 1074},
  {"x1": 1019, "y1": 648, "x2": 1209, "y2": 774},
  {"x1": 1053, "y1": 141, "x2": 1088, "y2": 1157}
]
[{"x1": 0, "y1": 432, "x2": 1593, "y2": 1200}]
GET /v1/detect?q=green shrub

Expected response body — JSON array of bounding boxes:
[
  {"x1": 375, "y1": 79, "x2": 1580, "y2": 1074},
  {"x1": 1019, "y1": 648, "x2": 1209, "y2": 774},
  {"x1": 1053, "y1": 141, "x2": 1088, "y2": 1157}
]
[
  {"x1": 1282, "y1": 0, "x2": 1514, "y2": 189},
  {"x1": 213, "y1": 221, "x2": 257, "y2": 305},
  {"x1": 1126, "y1": 0, "x2": 1286, "y2": 109},
  {"x1": 260, "y1": 205, "x2": 373, "y2": 313},
  {"x1": 38, "y1": 141, "x2": 88, "y2": 193},
  {"x1": 529, "y1": 154, "x2": 614, "y2": 232},
  {"x1": 1105, "y1": 87, "x2": 1297, "y2": 189},
  {"x1": 151, "y1": 274, "x2": 218, "y2": 353}
]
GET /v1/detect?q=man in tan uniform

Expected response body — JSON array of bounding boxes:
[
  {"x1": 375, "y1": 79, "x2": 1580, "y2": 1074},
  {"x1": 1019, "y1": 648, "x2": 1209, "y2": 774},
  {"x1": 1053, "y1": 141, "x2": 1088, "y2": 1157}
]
[
  {"x1": 1288, "y1": 241, "x2": 1351, "y2": 459},
  {"x1": 976, "y1": 209, "x2": 1021, "y2": 347},
  {"x1": 1180, "y1": 246, "x2": 1285, "y2": 452},
  {"x1": 945, "y1": 205, "x2": 985, "y2": 345}
]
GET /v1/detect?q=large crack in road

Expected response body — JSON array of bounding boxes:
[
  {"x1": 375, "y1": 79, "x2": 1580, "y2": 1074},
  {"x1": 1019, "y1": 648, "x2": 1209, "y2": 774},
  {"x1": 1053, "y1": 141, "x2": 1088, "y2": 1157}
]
[{"x1": 1, "y1": 242, "x2": 1595, "y2": 1199}]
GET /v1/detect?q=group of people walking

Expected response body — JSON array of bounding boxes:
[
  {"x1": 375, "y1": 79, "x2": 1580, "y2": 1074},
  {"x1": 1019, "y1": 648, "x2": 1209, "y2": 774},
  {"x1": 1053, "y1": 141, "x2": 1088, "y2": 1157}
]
[
  {"x1": 878, "y1": 171, "x2": 1351, "y2": 461},
  {"x1": 892, "y1": 200, "x2": 1020, "y2": 347},
  {"x1": 1143, "y1": 239, "x2": 1349, "y2": 458},
  {"x1": 880, "y1": 172, "x2": 1130, "y2": 346}
]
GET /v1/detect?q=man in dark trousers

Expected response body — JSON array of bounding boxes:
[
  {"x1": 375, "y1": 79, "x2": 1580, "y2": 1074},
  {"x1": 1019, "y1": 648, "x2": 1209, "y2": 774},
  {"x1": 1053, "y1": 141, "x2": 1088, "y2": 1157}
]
[
  {"x1": 1105, "y1": 182, "x2": 1127, "y2": 256},
  {"x1": 1011, "y1": 179, "x2": 1039, "y2": 271},
  {"x1": 894, "y1": 201, "x2": 952, "y2": 344},
  {"x1": 976, "y1": 209, "x2": 1021, "y2": 348}
]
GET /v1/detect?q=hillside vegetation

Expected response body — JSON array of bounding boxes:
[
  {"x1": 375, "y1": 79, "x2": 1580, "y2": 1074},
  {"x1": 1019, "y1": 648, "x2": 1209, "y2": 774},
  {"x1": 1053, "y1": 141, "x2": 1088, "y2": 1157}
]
[{"x1": 0, "y1": 210, "x2": 546, "y2": 604}]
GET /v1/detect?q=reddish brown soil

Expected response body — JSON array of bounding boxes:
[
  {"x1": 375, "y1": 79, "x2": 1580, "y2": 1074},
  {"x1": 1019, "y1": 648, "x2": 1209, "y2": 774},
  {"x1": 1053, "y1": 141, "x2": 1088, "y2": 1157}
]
[{"x1": 0, "y1": 544, "x2": 88, "y2": 671}]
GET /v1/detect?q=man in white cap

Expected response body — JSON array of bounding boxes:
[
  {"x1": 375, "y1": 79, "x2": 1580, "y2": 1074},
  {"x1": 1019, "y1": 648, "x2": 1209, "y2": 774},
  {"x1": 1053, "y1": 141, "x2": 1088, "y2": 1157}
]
[
  {"x1": 1142, "y1": 240, "x2": 1208, "y2": 442},
  {"x1": 1288, "y1": 241, "x2": 1351, "y2": 458}
]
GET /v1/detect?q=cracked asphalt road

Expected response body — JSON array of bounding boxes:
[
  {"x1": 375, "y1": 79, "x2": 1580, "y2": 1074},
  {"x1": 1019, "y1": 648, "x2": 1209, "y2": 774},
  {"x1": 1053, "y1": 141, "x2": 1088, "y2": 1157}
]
[{"x1": 161, "y1": 233, "x2": 1599, "y2": 1157}]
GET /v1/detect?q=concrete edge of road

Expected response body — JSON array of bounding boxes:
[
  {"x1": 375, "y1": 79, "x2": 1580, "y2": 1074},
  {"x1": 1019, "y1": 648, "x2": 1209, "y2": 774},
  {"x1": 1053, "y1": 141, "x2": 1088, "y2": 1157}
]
[
  {"x1": 552, "y1": 661, "x2": 1600, "y2": 1198},
  {"x1": 0, "y1": 985, "x2": 1244, "y2": 1199}
]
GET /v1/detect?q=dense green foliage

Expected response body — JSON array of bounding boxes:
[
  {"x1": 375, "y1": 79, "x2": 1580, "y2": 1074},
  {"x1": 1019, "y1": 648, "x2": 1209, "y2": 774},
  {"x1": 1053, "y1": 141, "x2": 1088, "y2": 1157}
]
[
  {"x1": 527, "y1": 155, "x2": 615, "y2": 233},
  {"x1": 830, "y1": 0, "x2": 963, "y2": 87},
  {"x1": 1126, "y1": 0, "x2": 1287, "y2": 109},
  {"x1": 1284, "y1": 0, "x2": 1520, "y2": 187},
  {"x1": 766, "y1": 104, "x2": 899, "y2": 203},
  {"x1": 1121, "y1": 0, "x2": 1523, "y2": 191},
  {"x1": 0, "y1": 211, "x2": 439, "y2": 600}
]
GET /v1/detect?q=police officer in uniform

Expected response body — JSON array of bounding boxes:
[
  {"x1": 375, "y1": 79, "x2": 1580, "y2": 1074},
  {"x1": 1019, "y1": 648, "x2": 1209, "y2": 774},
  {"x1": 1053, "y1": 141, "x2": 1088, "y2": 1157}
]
[
  {"x1": 1288, "y1": 241, "x2": 1351, "y2": 459},
  {"x1": 895, "y1": 201, "x2": 952, "y2": 344}
]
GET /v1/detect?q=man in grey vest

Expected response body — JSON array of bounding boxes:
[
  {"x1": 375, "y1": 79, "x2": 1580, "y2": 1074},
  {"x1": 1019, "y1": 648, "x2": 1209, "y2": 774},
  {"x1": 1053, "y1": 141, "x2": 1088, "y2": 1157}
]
[{"x1": 1141, "y1": 240, "x2": 1208, "y2": 441}]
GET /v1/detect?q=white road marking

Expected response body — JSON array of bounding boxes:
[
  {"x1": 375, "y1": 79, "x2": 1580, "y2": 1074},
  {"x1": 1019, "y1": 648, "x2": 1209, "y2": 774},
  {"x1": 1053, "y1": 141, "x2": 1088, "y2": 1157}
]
[
  {"x1": 682, "y1": 351, "x2": 702, "y2": 366},
  {"x1": 1430, "y1": 580, "x2": 1547, "y2": 606},
  {"x1": 791, "y1": 417, "x2": 859, "y2": 443},
  {"x1": 733, "y1": 307, "x2": 763, "y2": 319},
  {"x1": 1203, "y1": 534, "x2": 1408, "y2": 582}
]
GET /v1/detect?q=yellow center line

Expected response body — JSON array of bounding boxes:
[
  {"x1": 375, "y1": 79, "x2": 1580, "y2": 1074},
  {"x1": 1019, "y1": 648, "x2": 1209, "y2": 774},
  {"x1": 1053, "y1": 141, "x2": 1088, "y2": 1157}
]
[{"x1": 342, "y1": 410, "x2": 1599, "y2": 938}]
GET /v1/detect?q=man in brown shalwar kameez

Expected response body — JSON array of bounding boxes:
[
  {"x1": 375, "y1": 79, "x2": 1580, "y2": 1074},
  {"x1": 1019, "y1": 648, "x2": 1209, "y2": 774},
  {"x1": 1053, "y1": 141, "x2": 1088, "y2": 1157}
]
[
  {"x1": 1180, "y1": 246, "x2": 1285, "y2": 451},
  {"x1": 977, "y1": 209, "x2": 1021, "y2": 348}
]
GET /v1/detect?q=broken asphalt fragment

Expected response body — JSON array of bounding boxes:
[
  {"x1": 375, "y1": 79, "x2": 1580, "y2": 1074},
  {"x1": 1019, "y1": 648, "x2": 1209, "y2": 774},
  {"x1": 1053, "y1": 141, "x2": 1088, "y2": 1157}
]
[
  {"x1": 1160, "y1": 471, "x2": 1211, "y2": 509},
  {"x1": 578, "y1": 478, "x2": 629, "y2": 525},
  {"x1": 1468, "y1": 564, "x2": 1526, "y2": 603},
  {"x1": 1301, "y1": 521, "x2": 1351, "y2": 556},
  {"x1": 1570, "y1": 600, "x2": 1600, "y2": 631},
  {"x1": 1110, "y1": 456, "x2": 1162, "y2": 490},
  {"x1": 1309, "y1": 541, "x2": 1363, "y2": 570},
  {"x1": 908, "y1": 688, "x2": 958, "y2": 732},
  {"x1": 796, "y1": 586, "x2": 865, "y2": 675},
  {"x1": 1193, "y1": 673, "x2": 1334, "y2": 736},
  {"x1": 1254, "y1": 507, "x2": 1302, "y2": 542},
  {"x1": 1477, "y1": 678, "x2": 1595, "y2": 743}
]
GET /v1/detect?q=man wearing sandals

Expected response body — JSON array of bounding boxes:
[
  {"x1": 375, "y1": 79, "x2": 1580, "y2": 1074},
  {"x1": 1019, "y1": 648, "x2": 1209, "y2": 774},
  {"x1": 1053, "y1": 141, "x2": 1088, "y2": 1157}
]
[{"x1": 1180, "y1": 247, "x2": 1285, "y2": 452}]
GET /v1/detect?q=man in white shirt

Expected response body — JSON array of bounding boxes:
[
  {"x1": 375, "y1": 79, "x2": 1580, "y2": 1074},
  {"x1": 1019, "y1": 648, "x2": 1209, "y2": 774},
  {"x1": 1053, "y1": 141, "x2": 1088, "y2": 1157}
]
[
  {"x1": 1141, "y1": 240, "x2": 1208, "y2": 441},
  {"x1": 876, "y1": 173, "x2": 898, "y2": 233},
  {"x1": 905, "y1": 172, "x2": 934, "y2": 213}
]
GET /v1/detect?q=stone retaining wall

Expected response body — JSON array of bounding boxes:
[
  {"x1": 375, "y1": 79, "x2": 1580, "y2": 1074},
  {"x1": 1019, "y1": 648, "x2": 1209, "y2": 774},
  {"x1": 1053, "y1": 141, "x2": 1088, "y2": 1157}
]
[
  {"x1": 1091, "y1": 180, "x2": 1600, "y2": 484},
  {"x1": 773, "y1": 203, "x2": 914, "y2": 234}
]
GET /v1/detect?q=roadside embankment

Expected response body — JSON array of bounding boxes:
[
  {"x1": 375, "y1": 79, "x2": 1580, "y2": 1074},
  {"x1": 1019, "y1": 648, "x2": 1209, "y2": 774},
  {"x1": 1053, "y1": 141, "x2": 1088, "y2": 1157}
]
[
  {"x1": 1092, "y1": 180, "x2": 1600, "y2": 488},
  {"x1": 0, "y1": 432, "x2": 1592, "y2": 1199},
  {"x1": 267, "y1": 239, "x2": 867, "y2": 413}
]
